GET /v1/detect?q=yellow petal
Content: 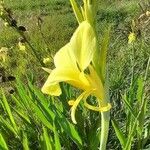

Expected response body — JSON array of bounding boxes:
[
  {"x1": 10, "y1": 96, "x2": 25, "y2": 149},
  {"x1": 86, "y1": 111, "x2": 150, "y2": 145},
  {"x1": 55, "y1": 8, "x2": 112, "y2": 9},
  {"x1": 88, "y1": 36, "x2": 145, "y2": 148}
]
[
  {"x1": 71, "y1": 89, "x2": 111, "y2": 124},
  {"x1": 87, "y1": 65, "x2": 104, "y2": 100},
  {"x1": 41, "y1": 82, "x2": 61, "y2": 96},
  {"x1": 70, "y1": 21, "x2": 96, "y2": 71},
  {"x1": 42, "y1": 68, "x2": 89, "y2": 93},
  {"x1": 54, "y1": 43, "x2": 77, "y2": 69}
]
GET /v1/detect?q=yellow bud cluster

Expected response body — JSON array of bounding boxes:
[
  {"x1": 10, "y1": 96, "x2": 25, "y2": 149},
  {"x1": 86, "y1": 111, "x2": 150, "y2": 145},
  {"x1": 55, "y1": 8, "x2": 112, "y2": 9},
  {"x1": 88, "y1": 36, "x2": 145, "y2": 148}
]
[
  {"x1": 18, "y1": 42, "x2": 26, "y2": 51},
  {"x1": 43, "y1": 57, "x2": 51, "y2": 64},
  {"x1": 128, "y1": 32, "x2": 136, "y2": 44}
]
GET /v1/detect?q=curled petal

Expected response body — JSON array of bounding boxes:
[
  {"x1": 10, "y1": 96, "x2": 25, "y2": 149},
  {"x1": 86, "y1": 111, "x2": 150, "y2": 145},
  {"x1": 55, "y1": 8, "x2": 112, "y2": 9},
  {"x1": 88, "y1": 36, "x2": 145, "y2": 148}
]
[
  {"x1": 71, "y1": 90, "x2": 93, "y2": 124},
  {"x1": 68, "y1": 100, "x2": 75, "y2": 106},
  {"x1": 84, "y1": 98, "x2": 111, "y2": 112}
]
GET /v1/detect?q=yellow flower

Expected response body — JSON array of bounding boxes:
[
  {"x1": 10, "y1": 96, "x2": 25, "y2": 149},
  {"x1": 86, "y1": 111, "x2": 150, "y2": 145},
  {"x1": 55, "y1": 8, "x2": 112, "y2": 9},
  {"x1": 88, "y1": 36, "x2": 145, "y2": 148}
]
[
  {"x1": 18, "y1": 42, "x2": 26, "y2": 51},
  {"x1": 128, "y1": 32, "x2": 136, "y2": 44},
  {"x1": 43, "y1": 57, "x2": 51, "y2": 64},
  {"x1": 0, "y1": 47, "x2": 8, "y2": 62},
  {"x1": 42, "y1": 21, "x2": 111, "y2": 124}
]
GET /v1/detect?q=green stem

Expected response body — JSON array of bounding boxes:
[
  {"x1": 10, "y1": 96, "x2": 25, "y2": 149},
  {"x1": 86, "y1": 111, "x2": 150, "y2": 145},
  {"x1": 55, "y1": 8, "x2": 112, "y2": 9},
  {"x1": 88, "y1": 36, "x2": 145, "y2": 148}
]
[
  {"x1": 17, "y1": 31, "x2": 45, "y2": 66},
  {"x1": 99, "y1": 111, "x2": 110, "y2": 150},
  {"x1": 99, "y1": 75, "x2": 110, "y2": 150}
]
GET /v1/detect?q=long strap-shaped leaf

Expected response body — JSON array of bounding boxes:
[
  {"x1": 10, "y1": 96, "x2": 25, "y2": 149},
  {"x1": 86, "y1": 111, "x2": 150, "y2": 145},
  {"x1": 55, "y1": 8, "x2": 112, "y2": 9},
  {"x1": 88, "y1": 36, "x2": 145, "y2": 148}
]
[
  {"x1": 0, "y1": 133, "x2": 8, "y2": 150},
  {"x1": 70, "y1": 0, "x2": 84, "y2": 23},
  {"x1": 111, "y1": 119, "x2": 127, "y2": 149},
  {"x1": 1, "y1": 90, "x2": 19, "y2": 135},
  {"x1": 22, "y1": 132, "x2": 30, "y2": 150}
]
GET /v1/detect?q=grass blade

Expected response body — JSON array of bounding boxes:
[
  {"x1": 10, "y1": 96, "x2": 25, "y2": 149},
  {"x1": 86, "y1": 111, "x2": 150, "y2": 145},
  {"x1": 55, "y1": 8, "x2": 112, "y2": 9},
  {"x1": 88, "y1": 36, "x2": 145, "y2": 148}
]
[{"x1": 111, "y1": 119, "x2": 126, "y2": 148}]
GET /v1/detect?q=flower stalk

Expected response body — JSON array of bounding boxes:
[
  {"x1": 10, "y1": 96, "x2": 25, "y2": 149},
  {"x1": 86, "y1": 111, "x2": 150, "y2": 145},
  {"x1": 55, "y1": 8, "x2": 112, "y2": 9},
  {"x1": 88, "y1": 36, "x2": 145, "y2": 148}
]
[
  {"x1": 99, "y1": 80, "x2": 110, "y2": 150},
  {"x1": 100, "y1": 111, "x2": 110, "y2": 150}
]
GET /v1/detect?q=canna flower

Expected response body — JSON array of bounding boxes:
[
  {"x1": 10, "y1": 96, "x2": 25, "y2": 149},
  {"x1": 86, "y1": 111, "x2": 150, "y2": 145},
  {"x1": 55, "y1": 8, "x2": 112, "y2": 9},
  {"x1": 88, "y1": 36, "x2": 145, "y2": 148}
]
[
  {"x1": 42, "y1": 21, "x2": 111, "y2": 124},
  {"x1": 128, "y1": 32, "x2": 136, "y2": 44},
  {"x1": 0, "y1": 47, "x2": 8, "y2": 62}
]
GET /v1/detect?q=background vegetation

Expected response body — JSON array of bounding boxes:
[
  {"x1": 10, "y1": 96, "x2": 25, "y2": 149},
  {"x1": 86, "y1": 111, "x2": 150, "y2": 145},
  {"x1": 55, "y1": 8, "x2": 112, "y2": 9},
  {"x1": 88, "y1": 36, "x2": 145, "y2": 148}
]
[{"x1": 0, "y1": 0, "x2": 150, "y2": 149}]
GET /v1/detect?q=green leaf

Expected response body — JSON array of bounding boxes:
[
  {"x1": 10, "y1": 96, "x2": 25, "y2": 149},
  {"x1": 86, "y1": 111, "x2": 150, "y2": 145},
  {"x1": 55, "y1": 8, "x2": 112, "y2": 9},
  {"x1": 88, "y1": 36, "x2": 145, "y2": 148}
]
[
  {"x1": 111, "y1": 119, "x2": 126, "y2": 148},
  {"x1": 28, "y1": 81, "x2": 82, "y2": 148},
  {"x1": 12, "y1": 108, "x2": 31, "y2": 127},
  {"x1": 99, "y1": 27, "x2": 110, "y2": 77},
  {"x1": 28, "y1": 82, "x2": 55, "y2": 121},
  {"x1": 22, "y1": 132, "x2": 30, "y2": 150},
  {"x1": 70, "y1": 0, "x2": 83, "y2": 23},
  {"x1": 15, "y1": 80, "x2": 29, "y2": 108},
  {"x1": 122, "y1": 93, "x2": 136, "y2": 118},
  {"x1": 93, "y1": 27, "x2": 110, "y2": 82},
  {"x1": 53, "y1": 122, "x2": 61, "y2": 150},
  {"x1": 88, "y1": 126, "x2": 100, "y2": 150},
  {"x1": 42, "y1": 127, "x2": 53, "y2": 150},
  {"x1": 136, "y1": 77, "x2": 144, "y2": 103},
  {"x1": 1, "y1": 90, "x2": 18, "y2": 134},
  {"x1": 53, "y1": 108, "x2": 82, "y2": 149},
  {"x1": 0, "y1": 133, "x2": 8, "y2": 150},
  {"x1": 16, "y1": 80, "x2": 54, "y2": 130},
  {"x1": 0, "y1": 116, "x2": 17, "y2": 135},
  {"x1": 137, "y1": 97, "x2": 148, "y2": 135},
  {"x1": 29, "y1": 100, "x2": 53, "y2": 130}
]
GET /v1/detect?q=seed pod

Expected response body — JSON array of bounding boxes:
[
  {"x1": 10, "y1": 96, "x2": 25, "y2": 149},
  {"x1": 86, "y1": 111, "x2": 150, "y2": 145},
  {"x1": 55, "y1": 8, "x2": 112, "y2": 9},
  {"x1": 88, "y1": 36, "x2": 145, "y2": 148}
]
[
  {"x1": 18, "y1": 26, "x2": 26, "y2": 32},
  {"x1": 7, "y1": 75, "x2": 16, "y2": 81},
  {"x1": 10, "y1": 19, "x2": 17, "y2": 27},
  {"x1": 0, "y1": 75, "x2": 6, "y2": 82},
  {"x1": 8, "y1": 87, "x2": 15, "y2": 94}
]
